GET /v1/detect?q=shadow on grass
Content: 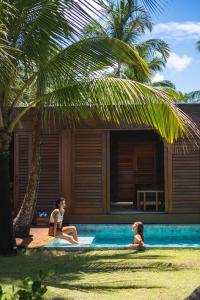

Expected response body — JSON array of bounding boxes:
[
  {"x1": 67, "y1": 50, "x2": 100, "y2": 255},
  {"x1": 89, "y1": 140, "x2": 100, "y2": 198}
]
[
  {"x1": 0, "y1": 249, "x2": 183, "y2": 289},
  {"x1": 48, "y1": 282, "x2": 164, "y2": 292}
]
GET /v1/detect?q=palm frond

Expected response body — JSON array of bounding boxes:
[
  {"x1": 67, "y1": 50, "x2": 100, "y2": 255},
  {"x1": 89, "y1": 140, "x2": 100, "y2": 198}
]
[
  {"x1": 136, "y1": 39, "x2": 170, "y2": 62},
  {"x1": 186, "y1": 90, "x2": 200, "y2": 103},
  {"x1": 152, "y1": 80, "x2": 176, "y2": 89},
  {"x1": 140, "y1": 0, "x2": 168, "y2": 14},
  {"x1": 148, "y1": 57, "x2": 166, "y2": 72},
  {"x1": 197, "y1": 41, "x2": 200, "y2": 52},
  {"x1": 40, "y1": 77, "x2": 200, "y2": 144},
  {"x1": 0, "y1": 23, "x2": 18, "y2": 89},
  {"x1": 38, "y1": 37, "x2": 150, "y2": 84}
]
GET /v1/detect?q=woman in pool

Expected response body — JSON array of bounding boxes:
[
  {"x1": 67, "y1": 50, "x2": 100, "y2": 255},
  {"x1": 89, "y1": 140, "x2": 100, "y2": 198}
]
[
  {"x1": 128, "y1": 221, "x2": 144, "y2": 249},
  {"x1": 48, "y1": 197, "x2": 79, "y2": 244}
]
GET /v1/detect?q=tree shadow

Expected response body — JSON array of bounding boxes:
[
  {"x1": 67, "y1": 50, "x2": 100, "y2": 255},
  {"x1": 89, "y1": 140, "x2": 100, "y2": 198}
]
[
  {"x1": 0, "y1": 249, "x2": 183, "y2": 288},
  {"x1": 48, "y1": 281, "x2": 165, "y2": 293}
]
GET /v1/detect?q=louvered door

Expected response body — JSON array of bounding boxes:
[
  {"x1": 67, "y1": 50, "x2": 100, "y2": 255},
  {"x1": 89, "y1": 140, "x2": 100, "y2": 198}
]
[
  {"x1": 136, "y1": 143, "x2": 157, "y2": 184},
  {"x1": 14, "y1": 131, "x2": 61, "y2": 214},
  {"x1": 117, "y1": 141, "x2": 136, "y2": 201},
  {"x1": 116, "y1": 141, "x2": 158, "y2": 204},
  {"x1": 172, "y1": 144, "x2": 200, "y2": 212},
  {"x1": 72, "y1": 130, "x2": 106, "y2": 214},
  {"x1": 37, "y1": 133, "x2": 60, "y2": 212}
]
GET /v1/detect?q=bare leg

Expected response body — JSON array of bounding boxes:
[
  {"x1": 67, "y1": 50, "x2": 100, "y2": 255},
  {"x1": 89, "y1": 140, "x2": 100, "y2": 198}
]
[
  {"x1": 57, "y1": 232, "x2": 79, "y2": 244},
  {"x1": 62, "y1": 226, "x2": 79, "y2": 242}
]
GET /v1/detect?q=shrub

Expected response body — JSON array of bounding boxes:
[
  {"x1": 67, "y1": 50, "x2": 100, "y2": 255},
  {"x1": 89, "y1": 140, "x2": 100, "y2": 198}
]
[{"x1": 0, "y1": 270, "x2": 53, "y2": 300}]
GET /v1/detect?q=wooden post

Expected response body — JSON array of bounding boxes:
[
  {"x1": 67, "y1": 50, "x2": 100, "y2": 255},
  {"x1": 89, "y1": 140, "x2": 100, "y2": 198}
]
[
  {"x1": 144, "y1": 192, "x2": 146, "y2": 211},
  {"x1": 156, "y1": 191, "x2": 158, "y2": 211}
]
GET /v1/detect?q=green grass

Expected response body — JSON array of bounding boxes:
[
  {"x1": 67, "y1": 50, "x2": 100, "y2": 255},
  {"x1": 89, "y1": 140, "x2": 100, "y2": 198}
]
[{"x1": 0, "y1": 249, "x2": 200, "y2": 300}]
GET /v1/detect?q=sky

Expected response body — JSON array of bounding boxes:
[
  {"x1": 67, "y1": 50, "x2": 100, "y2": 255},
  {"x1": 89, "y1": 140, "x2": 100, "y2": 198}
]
[{"x1": 143, "y1": 0, "x2": 200, "y2": 93}]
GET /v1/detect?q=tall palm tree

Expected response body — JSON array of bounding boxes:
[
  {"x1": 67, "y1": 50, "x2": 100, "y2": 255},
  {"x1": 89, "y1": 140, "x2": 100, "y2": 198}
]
[
  {"x1": 0, "y1": 0, "x2": 198, "y2": 254},
  {"x1": 0, "y1": 0, "x2": 148, "y2": 253},
  {"x1": 183, "y1": 40, "x2": 200, "y2": 103},
  {"x1": 122, "y1": 39, "x2": 170, "y2": 82},
  {"x1": 83, "y1": 0, "x2": 170, "y2": 80}
]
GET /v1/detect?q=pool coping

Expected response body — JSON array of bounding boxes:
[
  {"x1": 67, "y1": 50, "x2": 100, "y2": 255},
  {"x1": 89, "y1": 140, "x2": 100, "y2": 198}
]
[{"x1": 42, "y1": 245, "x2": 200, "y2": 251}]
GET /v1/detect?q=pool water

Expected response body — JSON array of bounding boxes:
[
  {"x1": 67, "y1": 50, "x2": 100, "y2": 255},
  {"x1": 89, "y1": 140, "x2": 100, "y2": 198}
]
[{"x1": 46, "y1": 224, "x2": 200, "y2": 248}]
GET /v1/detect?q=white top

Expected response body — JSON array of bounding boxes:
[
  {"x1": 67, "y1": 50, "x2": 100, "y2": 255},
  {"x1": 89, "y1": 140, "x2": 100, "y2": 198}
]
[{"x1": 50, "y1": 209, "x2": 64, "y2": 224}]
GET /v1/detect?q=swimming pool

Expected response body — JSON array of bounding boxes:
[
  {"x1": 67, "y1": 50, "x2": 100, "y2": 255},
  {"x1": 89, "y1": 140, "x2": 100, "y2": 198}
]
[{"x1": 46, "y1": 224, "x2": 200, "y2": 248}]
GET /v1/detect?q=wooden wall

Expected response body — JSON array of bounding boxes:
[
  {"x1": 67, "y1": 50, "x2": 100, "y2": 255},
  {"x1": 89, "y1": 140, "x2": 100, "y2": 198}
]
[
  {"x1": 14, "y1": 131, "x2": 60, "y2": 214},
  {"x1": 171, "y1": 144, "x2": 200, "y2": 213},
  {"x1": 13, "y1": 104, "x2": 200, "y2": 220},
  {"x1": 169, "y1": 104, "x2": 200, "y2": 213},
  {"x1": 71, "y1": 130, "x2": 107, "y2": 214}
]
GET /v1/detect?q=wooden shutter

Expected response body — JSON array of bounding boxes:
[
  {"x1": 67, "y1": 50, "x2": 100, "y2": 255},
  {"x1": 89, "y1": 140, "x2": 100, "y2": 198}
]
[
  {"x1": 172, "y1": 144, "x2": 200, "y2": 212},
  {"x1": 136, "y1": 143, "x2": 157, "y2": 184},
  {"x1": 117, "y1": 141, "x2": 135, "y2": 201},
  {"x1": 37, "y1": 133, "x2": 60, "y2": 212},
  {"x1": 116, "y1": 141, "x2": 158, "y2": 202},
  {"x1": 14, "y1": 131, "x2": 61, "y2": 215},
  {"x1": 14, "y1": 132, "x2": 31, "y2": 214},
  {"x1": 72, "y1": 130, "x2": 106, "y2": 214}
]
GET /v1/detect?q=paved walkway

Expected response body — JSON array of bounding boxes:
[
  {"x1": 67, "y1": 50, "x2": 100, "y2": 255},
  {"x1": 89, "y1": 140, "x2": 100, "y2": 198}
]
[{"x1": 16, "y1": 228, "x2": 53, "y2": 248}]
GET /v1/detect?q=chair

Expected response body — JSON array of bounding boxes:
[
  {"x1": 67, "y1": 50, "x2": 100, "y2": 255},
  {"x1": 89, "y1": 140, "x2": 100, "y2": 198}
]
[{"x1": 136, "y1": 184, "x2": 164, "y2": 211}]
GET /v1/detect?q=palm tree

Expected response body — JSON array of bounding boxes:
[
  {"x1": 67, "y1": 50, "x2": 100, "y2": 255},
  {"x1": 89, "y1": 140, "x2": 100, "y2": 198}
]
[
  {"x1": 0, "y1": 0, "x2": 198, "y2": 254},
  {"x1": 0, "y1": 0, "x2": 149, "y2": 252},
  {"x1": 122, "y1": 39, "x2": 170, "y2": 82},
  {"x1": 83, "y1": 0, "x2": 170, "y2": 80},
  {"x1": 182, "y1": 40, "x2": 200, "y2": 103}
]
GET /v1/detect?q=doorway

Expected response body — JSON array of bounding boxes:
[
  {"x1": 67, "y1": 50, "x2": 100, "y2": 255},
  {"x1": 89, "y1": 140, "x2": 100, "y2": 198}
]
[{"x1": 110, "y1": 130, "x2": 164, "y2": 212}]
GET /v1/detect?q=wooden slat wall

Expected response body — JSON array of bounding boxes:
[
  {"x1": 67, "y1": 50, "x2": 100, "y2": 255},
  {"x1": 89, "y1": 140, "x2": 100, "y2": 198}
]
[
  {"x1": 172, "y1": 145, "x2": 200, "y2": 212},
  {"x1": 14, "y1": 132, "x2": 31, "y2": 213},
  {"x1": 72, "y1": 130, "x2": 106, "y2": 214},
  {"x1": 37, "y1": 133, "x2": 60, "y2": 212},
  {"x1": 14, "y1": 132, "x2": 61, "y2": 214}
]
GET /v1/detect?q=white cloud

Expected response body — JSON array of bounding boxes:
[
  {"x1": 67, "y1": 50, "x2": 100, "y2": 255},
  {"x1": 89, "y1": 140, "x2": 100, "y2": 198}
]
[
  {"x1": 153, "y1": 22, "x2": 200, "y2": 40},
  {"x1": 152, "y1": 73, "x2": 165, "y2": 82},
  {"x1": 152, "y1": 52, "x2": 192, "y2": 83},
  {"x1": 166, "y1": 52, "x2": 192, "y2": 72}
]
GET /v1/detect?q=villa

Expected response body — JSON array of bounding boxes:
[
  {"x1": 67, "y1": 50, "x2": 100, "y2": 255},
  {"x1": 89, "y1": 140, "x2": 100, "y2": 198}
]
[{"x1": 13, "y1": 103, "x2": 200, "y2": 224}]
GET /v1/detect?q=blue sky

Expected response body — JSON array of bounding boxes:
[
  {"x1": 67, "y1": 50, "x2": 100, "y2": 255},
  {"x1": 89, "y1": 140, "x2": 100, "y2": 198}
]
[{"x1": 143, "y1": 0, "x2": 200, "y2": 92}]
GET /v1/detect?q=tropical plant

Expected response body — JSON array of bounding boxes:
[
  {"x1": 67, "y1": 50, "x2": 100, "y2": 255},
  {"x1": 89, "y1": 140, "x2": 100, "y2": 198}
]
[
  {"x1": 179, "y1": 40, "x2": 200, "y2": 103},
  {"x1": 0, "y1": 0, "x2": 150, "y2": 251},
  {"x1": 152, "y1": 80, "x2": 176, "y2": 89},
  {"x1": 0, "y1": 270, "x2": 51, "y2": 299},
  {"x1": 83, "y1": 0, "x2": 170, "y2": 81},
  {"x1": 186, "y1": 41, "x2": 200, "y2": 102}
]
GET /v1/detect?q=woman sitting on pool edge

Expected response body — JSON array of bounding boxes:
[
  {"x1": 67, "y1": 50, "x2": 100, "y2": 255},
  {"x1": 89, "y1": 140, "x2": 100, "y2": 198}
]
[
  {"x1": 128, "y1": 221, "x2": 144, "y2": 249},
  {"x1": 48, "y1": 197, "x2": 79, "y2": 244}
]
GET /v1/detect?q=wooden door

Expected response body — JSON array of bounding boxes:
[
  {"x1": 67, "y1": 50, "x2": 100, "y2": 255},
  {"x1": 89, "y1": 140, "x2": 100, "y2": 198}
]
[
  {"x1": 116, "y1": 141, "x2": 157, "y2": 205},
  {"x1": 71, "y1": 130, "x2": 107, "y2": 214},
  {"x1": 136, "y1": 143, "x2": 157, "y2": 185},
  {"x1": 117, "y1": 141, "x2": 136, "y2": 201}
]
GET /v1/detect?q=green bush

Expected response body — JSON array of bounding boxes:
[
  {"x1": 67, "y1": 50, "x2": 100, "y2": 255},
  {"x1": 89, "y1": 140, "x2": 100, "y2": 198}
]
[{"x1": 0, "y1": 271, "x2": 53, "y2": 300}]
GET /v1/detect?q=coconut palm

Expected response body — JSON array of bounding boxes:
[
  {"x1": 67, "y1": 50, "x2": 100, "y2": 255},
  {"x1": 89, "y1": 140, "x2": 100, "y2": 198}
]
[
  {"x1": 182, "y1": 41, "x2": 200, "y2": 103},
  {"x1": 83, "y1": 0, "x2": 170, "y2": 80},
  {"x1": 0, "y1": 0, "x2": 148, "y2": 253},
  {"x1": 0, "y1": 0, "x2": 198, "y2": 255},
  {"x1": 122, "y1": 39, "x2": 170, "y2": 82}
]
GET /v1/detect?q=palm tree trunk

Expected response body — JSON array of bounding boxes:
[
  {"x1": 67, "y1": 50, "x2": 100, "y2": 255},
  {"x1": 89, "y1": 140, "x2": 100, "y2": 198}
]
[
  {"x1": 0, "y1": 128, "x2": 15, "y2": 254},
  {"x1": 14, "y1": 104, "x2": 43, "y2": 237},
  {"x1": 116, "y1": 62, "x2": 121, "y2": 78}
]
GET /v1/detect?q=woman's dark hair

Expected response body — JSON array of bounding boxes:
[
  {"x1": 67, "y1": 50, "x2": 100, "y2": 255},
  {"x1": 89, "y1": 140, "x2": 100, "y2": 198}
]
[
  {"x1": 55, "y1": 197, "x2": 65, "y2": 208},
  {"x1": 136, "y1": 222, "x2": 144, "y2": 242}
]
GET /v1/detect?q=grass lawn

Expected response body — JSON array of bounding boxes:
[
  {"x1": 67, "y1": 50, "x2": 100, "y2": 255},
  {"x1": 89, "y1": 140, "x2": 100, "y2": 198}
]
[{"x1": 0, "y1": 248, "x2": 200, "y2": 300}]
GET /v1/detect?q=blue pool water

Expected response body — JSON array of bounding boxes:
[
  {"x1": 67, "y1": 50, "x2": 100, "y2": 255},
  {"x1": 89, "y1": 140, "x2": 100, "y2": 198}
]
[{"x1": 46, "y1": 224, "x2": 200, "y2": 248}]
